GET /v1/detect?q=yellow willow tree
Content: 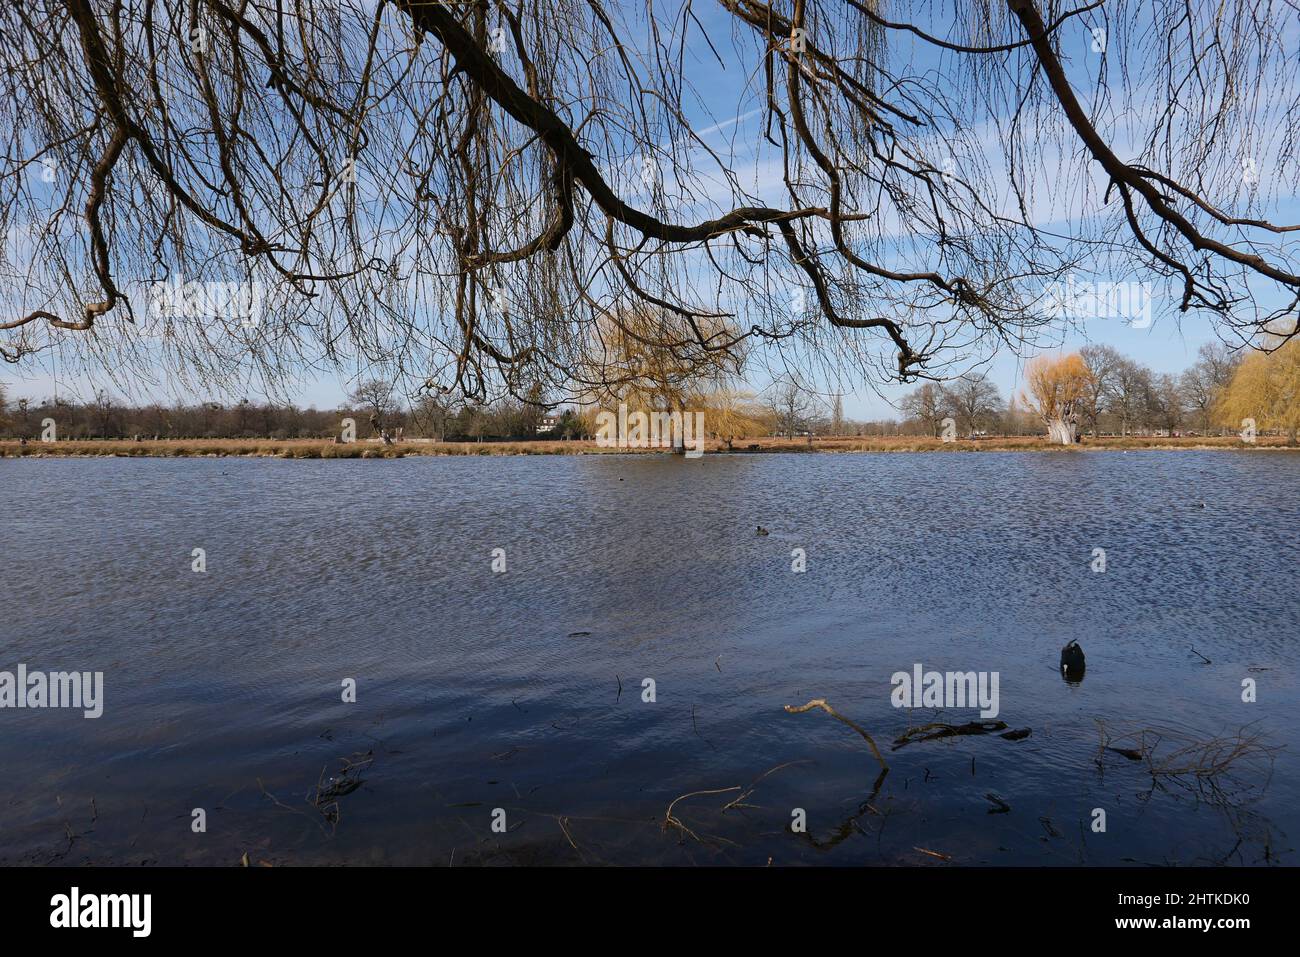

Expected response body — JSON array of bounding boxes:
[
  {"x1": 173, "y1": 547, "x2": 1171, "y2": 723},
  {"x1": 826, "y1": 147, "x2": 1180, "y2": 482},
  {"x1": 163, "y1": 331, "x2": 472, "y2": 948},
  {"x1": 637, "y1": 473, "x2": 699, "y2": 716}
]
[
  {"x1": 1215, "y1": 338, "x2": 1300, "y2": 444},
  {"x1": 579, "y1": 305, "x2": 744, "y2": 450},
  {"x1": 1022, "y1": 353, "x2": 1094, "y2": 445},
  {"x1": 699, "y1": 388, "x2": 772, "y2": 450}
]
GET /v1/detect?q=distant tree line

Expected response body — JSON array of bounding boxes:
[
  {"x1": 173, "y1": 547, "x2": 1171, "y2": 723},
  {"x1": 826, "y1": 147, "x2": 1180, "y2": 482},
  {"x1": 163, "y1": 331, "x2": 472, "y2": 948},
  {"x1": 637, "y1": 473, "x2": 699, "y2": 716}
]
[
  {"x1": 0, "y1": 379, "x2": 587, "y2": 442},
  {"x1": 2, "y1": 340, "x2": 1286, "y2": 443},
  {"x1": 897, "y1": 342, "x2": 1248, "y2": 440}
]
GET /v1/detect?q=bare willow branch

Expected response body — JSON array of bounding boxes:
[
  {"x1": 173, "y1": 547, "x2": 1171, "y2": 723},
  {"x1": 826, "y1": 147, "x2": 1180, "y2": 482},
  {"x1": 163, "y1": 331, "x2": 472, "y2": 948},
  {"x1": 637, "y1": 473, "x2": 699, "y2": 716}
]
[{"x1": 783, "y1": 697, "x2": 888, "y2": 770}]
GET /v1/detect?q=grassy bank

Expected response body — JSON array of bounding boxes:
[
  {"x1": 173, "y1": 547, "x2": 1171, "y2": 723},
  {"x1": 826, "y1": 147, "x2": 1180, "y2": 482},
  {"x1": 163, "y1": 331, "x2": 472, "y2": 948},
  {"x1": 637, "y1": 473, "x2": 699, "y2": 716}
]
[
  {"x1": 2, "y1": 434, "x2": 1295, "y2": 458},
  {"x1": 0, "y1": 437, "x2": 593, "y2": 458}
]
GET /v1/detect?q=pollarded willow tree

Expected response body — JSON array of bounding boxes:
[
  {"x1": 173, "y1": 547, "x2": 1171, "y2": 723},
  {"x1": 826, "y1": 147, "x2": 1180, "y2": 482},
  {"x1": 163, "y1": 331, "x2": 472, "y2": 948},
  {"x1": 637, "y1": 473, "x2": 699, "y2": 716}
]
[
  {"x1": 2, "y1": 1, "x2": 1300, "y2": 404},
  {"x1": 1022, "y1": 351, "x2": 1090, "y2": 443}
]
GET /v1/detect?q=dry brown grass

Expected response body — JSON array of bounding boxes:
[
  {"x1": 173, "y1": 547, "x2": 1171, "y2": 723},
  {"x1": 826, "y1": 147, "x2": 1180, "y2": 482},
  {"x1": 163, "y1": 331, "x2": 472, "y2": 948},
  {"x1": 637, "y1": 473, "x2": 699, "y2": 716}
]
[
  {"x1": 715, "y1": 434, "x2": 1299, "y2": 453},
  {"x1": 2, "y1": 434, "x2": 1295, "y2": 458},
  {"x1": 0, "y1": 437, "x2": 607, "y2": 458}
]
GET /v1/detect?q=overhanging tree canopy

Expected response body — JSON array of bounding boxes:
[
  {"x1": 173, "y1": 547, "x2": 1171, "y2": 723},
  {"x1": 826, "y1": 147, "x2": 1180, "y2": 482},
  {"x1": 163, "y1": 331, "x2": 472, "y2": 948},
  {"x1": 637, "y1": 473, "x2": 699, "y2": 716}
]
[{"x1": 2, "y1": 0, "x2": 1298, "y2": 401}]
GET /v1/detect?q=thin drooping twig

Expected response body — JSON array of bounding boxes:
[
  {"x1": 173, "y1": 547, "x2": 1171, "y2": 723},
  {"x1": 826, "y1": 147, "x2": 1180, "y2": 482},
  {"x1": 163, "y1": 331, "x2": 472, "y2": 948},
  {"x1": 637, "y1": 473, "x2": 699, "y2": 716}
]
[
  {"x1": 257, "y1": 777, "x2": 333, "y2": 838},
  {"x1": 662, "y1": 786, "x2": 742, "y2": 845},
  {"x1": 557, "y1": 816, "x2": 584, "y2": 862},
  {"x1": 783, "y1": 698, "x2": 888, "y2": 770},
  {"x1": 690, "y1": 704, "x2": 715, "y2": 749},
  {"x1": 722, "y1": 759, "x2": 814, "y2": 812}
]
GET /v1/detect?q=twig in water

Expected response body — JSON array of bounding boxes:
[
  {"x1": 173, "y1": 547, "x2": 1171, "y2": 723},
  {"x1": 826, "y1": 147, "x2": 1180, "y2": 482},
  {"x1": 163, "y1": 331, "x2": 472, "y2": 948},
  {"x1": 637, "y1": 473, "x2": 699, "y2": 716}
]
[
  {"x1": 914, "y1": 846, "x2": 952, "y2": 862},
  {"x1": 558, "y1": 817, "x2": 579, "y2": 850},
  {"x1": 784, "y1": 698, "x2": 888, "y2": 770},
  {"x1": 892, "y1": 721, "x2": 1008, "y2": 750},
  {"x1": 722, "y1": 760, "x2": 813, "y2": 812},
  {"x1": 1190, "y1": 646, "x2": 1212, "y2": 664},
  {"x1": 663, "y1": 786, "x2": 741, "y2": 844},
  {"x1": 690, "y1": 704, "x2": 715, "y2": 749},
  {"x1": 258, "y1": 778, "x2": 307, "y2": 816},
  {"x1": 984, "y1": 792, "x2": 1011, "y2": 814}
]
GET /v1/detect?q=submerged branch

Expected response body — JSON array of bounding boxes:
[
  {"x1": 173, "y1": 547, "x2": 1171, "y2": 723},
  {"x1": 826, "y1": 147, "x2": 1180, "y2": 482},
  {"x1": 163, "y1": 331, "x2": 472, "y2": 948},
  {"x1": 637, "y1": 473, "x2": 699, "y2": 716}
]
[{"x1": 784, "y1": 698, "x2": 888, "y2": 770}]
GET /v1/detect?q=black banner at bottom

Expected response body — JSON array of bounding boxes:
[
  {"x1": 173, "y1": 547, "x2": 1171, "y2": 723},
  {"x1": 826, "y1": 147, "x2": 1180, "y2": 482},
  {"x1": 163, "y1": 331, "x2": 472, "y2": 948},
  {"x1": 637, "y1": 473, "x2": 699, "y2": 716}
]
[{"x1": 0, "y1": 865, "x2": 1277, "y2": 942}]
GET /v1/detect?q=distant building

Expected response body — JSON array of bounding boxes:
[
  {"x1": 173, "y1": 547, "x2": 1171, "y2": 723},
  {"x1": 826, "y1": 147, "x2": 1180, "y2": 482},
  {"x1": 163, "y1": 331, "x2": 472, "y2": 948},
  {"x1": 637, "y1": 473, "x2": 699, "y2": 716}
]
[{"x1": 537, "y1": 415, "x2": 560, "y2": 435}]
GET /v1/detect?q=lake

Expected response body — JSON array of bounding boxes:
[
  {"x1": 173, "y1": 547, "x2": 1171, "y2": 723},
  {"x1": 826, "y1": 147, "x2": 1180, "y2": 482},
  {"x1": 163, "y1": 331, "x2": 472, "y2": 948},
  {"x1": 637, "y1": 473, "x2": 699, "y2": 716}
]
[{"x1": 0, "y1": 451, "x2": 1296, "y2": 865}]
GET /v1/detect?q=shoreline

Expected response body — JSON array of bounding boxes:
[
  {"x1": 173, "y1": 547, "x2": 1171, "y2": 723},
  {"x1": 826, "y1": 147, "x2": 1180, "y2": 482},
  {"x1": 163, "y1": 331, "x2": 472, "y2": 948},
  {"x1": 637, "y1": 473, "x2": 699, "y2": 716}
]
[{"x1": 2, "y1": 435, "x2": 1296, "y2": 458}]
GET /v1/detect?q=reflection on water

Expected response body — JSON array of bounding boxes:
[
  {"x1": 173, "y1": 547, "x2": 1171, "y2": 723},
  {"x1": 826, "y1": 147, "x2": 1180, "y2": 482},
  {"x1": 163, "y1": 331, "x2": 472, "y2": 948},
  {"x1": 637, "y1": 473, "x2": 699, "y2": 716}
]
[{"x1": 0, "y1": 451, "x2": 1296, "y2": 865}]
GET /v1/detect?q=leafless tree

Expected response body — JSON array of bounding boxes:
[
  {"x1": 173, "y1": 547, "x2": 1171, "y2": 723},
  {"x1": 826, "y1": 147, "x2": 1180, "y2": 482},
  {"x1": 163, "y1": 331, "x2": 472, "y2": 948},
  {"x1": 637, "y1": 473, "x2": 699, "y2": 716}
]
[
  {"x1": 3, "y1": 1, "x2": 1299, "y2": 404},
  {"x1": 410, "y1": 392, "x2": 455, "y2": 443},
  {"x1": 942, "y1": 373, "x2": 1002, "y2": 436},
  {"x1": 1147, "y1": 372, "x2": 1185, "y2": 433},
  {"x1": 769, "y1": 379, "x2": 814, "y2": 436},
  {"x1": 1196, "y1": 341, "x2": 1245, "y2": 394},
  {"x1": 90, "y1": 386, "x2": 115, "y2": 437},
  {"x1": 349, "y1": 377, "x2": 396, "y2": 437},
  {"x1": 1079, "y1": 343, "x2": 1122, "y2": 436},
  {"x1": 900, "y1": 381, "x2": 950, "y2": 437},
  {"x1": 1104, "y1": 357, "x2": 1151, "y2": 436}
]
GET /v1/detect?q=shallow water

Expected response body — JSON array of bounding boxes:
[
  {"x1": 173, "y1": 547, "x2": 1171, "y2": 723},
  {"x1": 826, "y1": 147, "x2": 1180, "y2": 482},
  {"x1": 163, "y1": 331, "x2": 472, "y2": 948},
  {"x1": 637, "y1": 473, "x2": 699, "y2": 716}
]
[{"x1": 0, "y1": 450, "x2": 1296, "y2": 865}]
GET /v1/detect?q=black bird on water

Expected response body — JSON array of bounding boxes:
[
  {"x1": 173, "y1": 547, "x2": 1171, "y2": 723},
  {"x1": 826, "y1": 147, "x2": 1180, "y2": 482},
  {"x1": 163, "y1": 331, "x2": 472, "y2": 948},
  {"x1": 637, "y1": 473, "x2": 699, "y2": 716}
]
[
  {"x1": 1060, "y1": 639, "x2": 1086, "y2": 683},
  {"x1": 756, "y1": 525, "x2": 770, "y2": 536}
]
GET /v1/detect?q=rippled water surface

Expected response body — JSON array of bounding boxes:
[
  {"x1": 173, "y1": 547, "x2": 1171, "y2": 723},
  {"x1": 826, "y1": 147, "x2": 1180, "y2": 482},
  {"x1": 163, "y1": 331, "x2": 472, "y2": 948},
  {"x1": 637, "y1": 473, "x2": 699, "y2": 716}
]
[{"x1": 1, "y1": 451, "x2": 1296, "y2": 865}]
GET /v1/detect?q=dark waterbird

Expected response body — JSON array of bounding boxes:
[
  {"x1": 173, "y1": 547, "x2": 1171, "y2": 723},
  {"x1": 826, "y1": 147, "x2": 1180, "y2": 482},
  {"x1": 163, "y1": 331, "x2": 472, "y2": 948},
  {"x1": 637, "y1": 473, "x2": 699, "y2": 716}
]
[
  {"x1": 756, "y1": 525, "x2": 769, "y2": 536},
  {"x1": 1060, "y1": 639, "x2": 1086, "y2": 683}
]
